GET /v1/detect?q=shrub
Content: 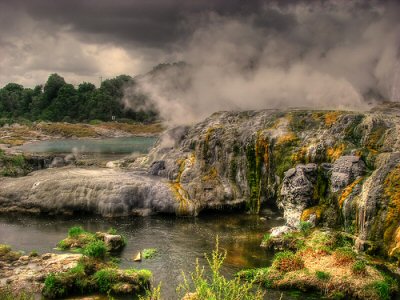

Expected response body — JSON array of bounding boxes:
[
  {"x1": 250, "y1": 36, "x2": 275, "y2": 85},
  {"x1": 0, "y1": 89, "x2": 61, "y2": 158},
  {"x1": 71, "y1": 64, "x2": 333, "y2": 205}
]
[
  {"x1": 299, "y1": 221, "x2": 312, "y2": 236},
  {"x1": 42, "y1": 273, "x2": 68, "y2": 299},
  {"x1": 351, "y1": 260, "x2": 367, "y2": 275},
  {"x1": 93, "y1": 268, "x2": 118, "y2": 293},
  {"x1": 315, "y1": 270, "x2": 331, "y2": 280},
  {"x1": 262, "y1": 233, "x2": 271, "y2": 243},
  {"x1": 139, "y1": 283, "x2": 161, "y2": 300},
  {"x1": 177, "y1": 238, "x2": 264, "y2": 300},
  {"x1": 142, "y1": 248, "x2": 157, "y2": 259},
  {"x1": 68, "y1": 226, "x2": 86, "y2": 238},
  {"x1": 272, "y1": 251, "x2": 304, "y2": 272},
  {"x1": 83, "y1": 240, "x2": 107, "y2": 259}
]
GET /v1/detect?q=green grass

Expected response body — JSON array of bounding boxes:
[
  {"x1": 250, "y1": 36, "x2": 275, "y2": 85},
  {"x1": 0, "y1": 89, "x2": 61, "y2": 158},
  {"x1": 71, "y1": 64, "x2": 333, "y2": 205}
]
[
  {"x1": 351, "y1": 260, "x2": 366, "y2": 275},
  {"x1": 299, "y1": 221, "x2": 312, "y2": 236},
  {"x1": 272, "y1": 251, "x2": 304, "y2": 272},
  {"x1": 262, "y1": 233, "x2": 271, "y2": 243},
  {"x1": 177, "y1": 238, "x2": 264, "y2": 299},
  {"x1": 372, "y1": 280, "x2": 391, "y2": 300},
  {"x1": 68, "y1": 226, "x2": 86, "y2": 237},
  {"x1": 93, "y1": 268, "x2": 118, "y2": 293},
  {"x1": 315, "y1": 270, "x2": 331, "y2": 280},
  {"x1": 43, "y1": 273, "x2": 67, "y2": 299},
  {"x1": 142, "y1": 248, "x2": 157, "y2": 259},
  {"x1": 0, "y1": 289, "x2": 34, "y2": 300},
  {"x1": 83, "y1": 240, "x2": 107, "y2": 259}
]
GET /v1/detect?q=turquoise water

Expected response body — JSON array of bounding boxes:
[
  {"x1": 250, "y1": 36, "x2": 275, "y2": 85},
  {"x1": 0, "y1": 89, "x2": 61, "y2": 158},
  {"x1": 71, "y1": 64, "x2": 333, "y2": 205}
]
[{"x1": 17, "y1": 136, "x2": 157, "y2": 155}]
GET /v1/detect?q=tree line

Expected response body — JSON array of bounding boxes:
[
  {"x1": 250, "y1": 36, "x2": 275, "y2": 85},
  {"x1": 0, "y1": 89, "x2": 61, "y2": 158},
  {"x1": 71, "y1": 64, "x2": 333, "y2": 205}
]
[{"x1": 0, "y1": 74, "x2": 158, "y2": 123}]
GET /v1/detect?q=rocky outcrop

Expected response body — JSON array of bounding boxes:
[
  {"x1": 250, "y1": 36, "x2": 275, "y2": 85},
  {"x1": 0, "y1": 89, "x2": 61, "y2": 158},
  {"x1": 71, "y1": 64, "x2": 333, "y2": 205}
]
[
  {"x1": 0, "y1": 168, "x2": 180, "y2": 216},
  {"x1": 330, "y1": 155, "x2": 365, "y2": 193},
  {"x1": 0, "y1": 251, "x2": 81, "y2": 293},
  {"x1": 279, "y1": 164, "x2": 317, "y2": 227},
  {"x1": 2, "y1": 103, "x2": 400, "y2": 260}
]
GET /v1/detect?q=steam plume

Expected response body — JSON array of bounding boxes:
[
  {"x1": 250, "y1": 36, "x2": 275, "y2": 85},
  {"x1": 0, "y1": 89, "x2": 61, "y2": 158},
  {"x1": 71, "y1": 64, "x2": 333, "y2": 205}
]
[{"x1": 124, "y1": 1, "x2": 400, "y2": 125}]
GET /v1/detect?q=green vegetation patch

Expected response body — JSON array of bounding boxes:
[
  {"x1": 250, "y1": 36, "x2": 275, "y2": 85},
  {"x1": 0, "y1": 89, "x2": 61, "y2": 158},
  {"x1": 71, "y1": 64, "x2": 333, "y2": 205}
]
[
  {"x1": 142, "y1": 248, "x2": 158, "y2": 259},
  {"x1": 177, "y1": 239, "x2": 265, "y2": 300}
]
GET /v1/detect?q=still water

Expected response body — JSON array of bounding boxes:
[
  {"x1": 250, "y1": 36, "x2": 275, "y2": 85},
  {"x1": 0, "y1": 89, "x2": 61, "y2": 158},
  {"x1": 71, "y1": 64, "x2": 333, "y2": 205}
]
[
  {"x1": 17, "y1": 137, "x2": 157, "y2": 156},
  {"x1": 0, "y1": 211, "x2": 318, "y2": 299}
]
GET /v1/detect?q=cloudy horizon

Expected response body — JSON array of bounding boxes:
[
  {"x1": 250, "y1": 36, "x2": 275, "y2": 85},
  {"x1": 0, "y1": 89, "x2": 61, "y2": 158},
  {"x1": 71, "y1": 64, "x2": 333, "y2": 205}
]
[{"x1": 1, "y1": 0, "x2": 400, "y2": 124}]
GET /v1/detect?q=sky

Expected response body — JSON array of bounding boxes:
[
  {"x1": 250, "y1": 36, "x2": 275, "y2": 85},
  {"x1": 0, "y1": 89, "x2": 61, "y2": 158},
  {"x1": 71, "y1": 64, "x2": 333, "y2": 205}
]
[
  {"x1": 1, "y1": 0, "x2": 399, "y2": 123},
  {"x1": 0, "y1": 0, "x2": 269, "y2": 87}
]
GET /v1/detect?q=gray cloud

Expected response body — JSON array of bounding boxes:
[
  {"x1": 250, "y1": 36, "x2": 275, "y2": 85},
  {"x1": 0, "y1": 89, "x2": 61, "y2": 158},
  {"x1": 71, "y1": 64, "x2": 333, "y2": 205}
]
[
  {"x1": 124, "y1": 0, "x2": 400, "y2": 125},
  {"x1": 0, "y1": 0, "x2": 399, "y2": 122}
]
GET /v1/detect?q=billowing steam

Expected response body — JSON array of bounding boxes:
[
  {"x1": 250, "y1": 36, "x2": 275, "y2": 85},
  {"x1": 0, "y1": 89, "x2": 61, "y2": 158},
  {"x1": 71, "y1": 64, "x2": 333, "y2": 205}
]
[{"x1": 124, "y1": 1, "x2": 400, "y2": 125}]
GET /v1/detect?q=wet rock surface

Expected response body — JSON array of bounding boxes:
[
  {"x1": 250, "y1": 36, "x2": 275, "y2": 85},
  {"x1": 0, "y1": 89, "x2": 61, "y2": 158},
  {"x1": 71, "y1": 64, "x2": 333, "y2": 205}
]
[
  {"x1": 0, "y1": 252, "x2": 81, "y2": 293},
  {"x1": 2, "y1": 103, "x2": 400, "y2": 258}
]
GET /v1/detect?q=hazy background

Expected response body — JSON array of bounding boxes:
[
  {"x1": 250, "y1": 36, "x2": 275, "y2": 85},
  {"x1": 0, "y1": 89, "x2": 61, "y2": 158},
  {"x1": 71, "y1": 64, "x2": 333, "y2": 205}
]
[{"x1": 1, "y1": 0, "x2": 399, "y2": 124}]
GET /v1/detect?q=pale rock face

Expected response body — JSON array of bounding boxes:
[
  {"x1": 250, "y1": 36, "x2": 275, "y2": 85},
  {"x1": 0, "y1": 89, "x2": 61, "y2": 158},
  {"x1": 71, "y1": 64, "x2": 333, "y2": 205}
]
[
  {"x1": 279, "y1": 164, "x2": 317, "y2": 227},
  {"x1": 330, "y1": 156, "x2": 365, "y2": 193},
  {"x1": 2, "y1": 103, "x2": 400, "y2": 257}
]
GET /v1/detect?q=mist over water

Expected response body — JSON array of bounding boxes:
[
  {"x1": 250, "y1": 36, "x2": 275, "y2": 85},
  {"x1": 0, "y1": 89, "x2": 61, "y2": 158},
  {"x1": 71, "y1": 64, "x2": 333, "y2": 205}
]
[{"x1": 124, "y1": 1, "x2": 400, "y2": 126}]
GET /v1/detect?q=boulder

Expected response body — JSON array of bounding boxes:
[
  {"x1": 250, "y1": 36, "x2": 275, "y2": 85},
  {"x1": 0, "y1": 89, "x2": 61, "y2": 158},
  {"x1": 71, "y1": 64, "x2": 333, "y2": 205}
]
[
  {"x1": 279, "y1": 164, "x2": 317, "y2": 227},
  {"x1": 330, "y1": 155, "x2": 365, "y2": 193}
]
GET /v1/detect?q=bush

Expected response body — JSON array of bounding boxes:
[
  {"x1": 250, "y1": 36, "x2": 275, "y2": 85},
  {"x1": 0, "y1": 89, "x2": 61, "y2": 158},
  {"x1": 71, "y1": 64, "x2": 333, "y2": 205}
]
[
  {"x1": 93, "y1": 268, "x2": 118, "y2": 293},
  {"x1": 299, "y1": 221, "x2": 312, "y2": 236},
  {"x1": 68, "y1": 226, "x2": 86, "y2": 238},
  {"x1": 262, "y1": 233, "x2": 271, "y2": 243},
  {"x1": 83, "y1": 240, "x2": 107, "y2": 259},
  {"x1": 315, "y1": 270, "x2": 331, "y2": 280},
  {"x1": 272, "y1": 251, "x2": 304, "y2": 272},
  {"x1": 42, "y1": 273, "x2": 68, "y2": 299},
  {"x1": 177, "y1": 238, "x2": 264, "y2": 300},
  {"x1": 351, "y1": 260, "x2": 367, "y2": 275}
]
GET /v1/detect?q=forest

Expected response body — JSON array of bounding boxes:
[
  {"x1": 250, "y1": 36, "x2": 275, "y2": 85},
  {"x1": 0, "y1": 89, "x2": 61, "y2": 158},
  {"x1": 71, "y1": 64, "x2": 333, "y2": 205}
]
[{"x1": 0, "y1": 74, "x2": 158, "y2": 124}]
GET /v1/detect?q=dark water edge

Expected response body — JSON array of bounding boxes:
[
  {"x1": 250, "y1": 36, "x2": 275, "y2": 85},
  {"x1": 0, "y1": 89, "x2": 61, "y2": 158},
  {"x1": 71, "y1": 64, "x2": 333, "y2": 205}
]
[{"x1": 0, "y1": 211, "x2": 320, "y2": 300}]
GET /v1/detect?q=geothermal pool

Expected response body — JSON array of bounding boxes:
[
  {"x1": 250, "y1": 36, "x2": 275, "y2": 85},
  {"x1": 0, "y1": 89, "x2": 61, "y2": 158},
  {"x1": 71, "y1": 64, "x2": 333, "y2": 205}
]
[
  {"x1": 17, "y1": 136, "x2": 157, "y2": 159},
  {"x1": 0, "y1": 211, "x2": 318, "y2": 299}
]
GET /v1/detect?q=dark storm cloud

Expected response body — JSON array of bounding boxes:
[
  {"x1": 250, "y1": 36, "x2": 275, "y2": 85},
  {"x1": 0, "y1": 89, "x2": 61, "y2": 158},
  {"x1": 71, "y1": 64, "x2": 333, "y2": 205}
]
[
  {"x1": 2, "y1": 0, "x2": 267, "y2": 48},
  {"x1": 1, "y1": 0, "x2": 399, "y2": 117}
]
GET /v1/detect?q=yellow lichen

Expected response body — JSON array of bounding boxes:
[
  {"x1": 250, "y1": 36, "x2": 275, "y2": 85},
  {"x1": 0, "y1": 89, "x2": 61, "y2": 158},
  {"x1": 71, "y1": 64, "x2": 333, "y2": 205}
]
[
  {"x1": 338, "y1": 177, "x2": 363, "y2": 208},
  {"x1": 170, "y1": 154, "x2": 196, "y2": 215},
  {"x1": 301, "y1": 206, "x2": 323, "y2": 222},
  {"x1": 292, "y1": 146, "x2": 308, "y2": 163},
  {"x1": 276, "y1": 132, "x2": 298, "y2": 146},
  {"x1": 383, "y1": 164, "x2": 400, "y2": 254},
  {"x1": 326, "y1": 143, "x2": 345, "y2": 161},
  {"x1": 324, "y1": 111, "x2": 341, "y2": 127},
  {"x1": 202, "y1": 167, "x2": 218, "y2": 182}
]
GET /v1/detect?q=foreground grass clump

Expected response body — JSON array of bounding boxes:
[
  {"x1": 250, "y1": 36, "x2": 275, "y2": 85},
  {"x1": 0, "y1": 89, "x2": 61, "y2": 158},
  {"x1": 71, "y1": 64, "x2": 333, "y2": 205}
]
[
  {"x1": 0, "y1": 288, "x2": 34, "y2": 300},
  {"x1": 272, "y1": 251, "x2": 304, "y2": 272},
  {"x1": 239, "y1": 229, "x2": 398, "y2": 299},
  {"x1": 43, "y1": 252, "x2": 151, "y2": 298},
  {"x1": 177, "y1": 239, "x2": 264, "y2": 300},
  {"x1": 0, "y1": 244, "x2": 22, "y2": 262},
  {"x1": 57, "y1": 226, "x2": 125, "y2": 255},
  {"x1": 142, "y1": 248, "x2": 158, "y2": 259}
]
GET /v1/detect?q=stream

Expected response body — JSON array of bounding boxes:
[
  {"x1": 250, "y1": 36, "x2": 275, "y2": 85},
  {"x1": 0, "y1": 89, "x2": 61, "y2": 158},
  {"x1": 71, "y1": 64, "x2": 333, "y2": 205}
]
[{"x1": 0, "y1": 211, "x2": 317, "y2": 300}]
